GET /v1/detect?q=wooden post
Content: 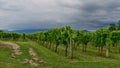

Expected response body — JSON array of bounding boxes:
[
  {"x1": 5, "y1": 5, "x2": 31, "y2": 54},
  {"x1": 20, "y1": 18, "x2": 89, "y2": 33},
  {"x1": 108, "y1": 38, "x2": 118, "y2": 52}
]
[{"x1": 70, "y1": 38, "x2": 73, "y2": 59}]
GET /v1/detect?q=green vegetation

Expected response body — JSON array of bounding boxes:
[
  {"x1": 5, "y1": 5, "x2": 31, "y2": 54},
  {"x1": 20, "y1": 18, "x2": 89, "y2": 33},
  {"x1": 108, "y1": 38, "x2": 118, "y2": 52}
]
[
  {"x1": 0, "y1": 41, "x2": 120, "y2": 68},
  {"x1": 0, "y1": 21, "x2": 120, "y2": 68}
]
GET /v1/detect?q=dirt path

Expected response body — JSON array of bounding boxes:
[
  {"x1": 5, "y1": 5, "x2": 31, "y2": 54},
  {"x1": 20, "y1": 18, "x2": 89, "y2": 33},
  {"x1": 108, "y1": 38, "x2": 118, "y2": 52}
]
[
  {"x1": 23, "y1": 48, "x2": 41, "y2": 67},
  {"x1": 0, "y1": 41, "x2": 43, "y2": 67},
  {"x1": 0, "y1": 41, "x2": 22, "y2": 57}
]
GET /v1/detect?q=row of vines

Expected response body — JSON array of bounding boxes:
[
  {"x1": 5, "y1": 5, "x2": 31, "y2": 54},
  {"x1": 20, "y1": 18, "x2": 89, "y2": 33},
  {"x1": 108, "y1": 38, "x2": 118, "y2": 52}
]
[{"x1": 0, "y1": 22, "x2": 120, "y2": 59}]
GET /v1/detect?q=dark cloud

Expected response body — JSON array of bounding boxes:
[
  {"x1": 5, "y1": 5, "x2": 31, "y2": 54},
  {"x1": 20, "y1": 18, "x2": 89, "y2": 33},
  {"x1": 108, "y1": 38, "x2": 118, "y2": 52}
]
[
  {"x1": 58, "y1": 0, "x2": 120, "y2": 30},
  {"x1": 0, "y1": 0, "x2": 120, "y2": 30}
]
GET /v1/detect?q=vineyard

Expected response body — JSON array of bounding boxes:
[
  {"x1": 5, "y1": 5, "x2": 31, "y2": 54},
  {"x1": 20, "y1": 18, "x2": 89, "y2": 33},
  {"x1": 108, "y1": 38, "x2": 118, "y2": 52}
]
[{"x1": 0, "y1": 23, "x2": 120, "y2": 68}]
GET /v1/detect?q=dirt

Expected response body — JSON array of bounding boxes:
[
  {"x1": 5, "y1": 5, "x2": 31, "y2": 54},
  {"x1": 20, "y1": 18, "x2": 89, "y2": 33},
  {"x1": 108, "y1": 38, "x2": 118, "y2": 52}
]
[
  {"x1": 22, "y1": 48, "x2": 43, "y2": 67},
  {"x1": 0, "y1": 41, "x2": 23, "y2": 68},
  {"x1": 0, "y1": 42, "x2": 12, "y2": 48},
  {"x1": 0, "y1": 41, "x2": 22, "y2": 57},
  {"x1": 0, "y1": 41, "x2": 44, "y2": 67},
  {"x1": 29, "y1": 48, "x2": 37, "y2": 57}
]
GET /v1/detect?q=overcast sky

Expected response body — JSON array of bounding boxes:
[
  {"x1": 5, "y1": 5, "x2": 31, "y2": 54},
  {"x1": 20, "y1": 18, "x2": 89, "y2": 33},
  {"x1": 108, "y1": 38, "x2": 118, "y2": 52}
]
[{"x1": 0, "y1": 0, "x2": 120, "y2": 30}]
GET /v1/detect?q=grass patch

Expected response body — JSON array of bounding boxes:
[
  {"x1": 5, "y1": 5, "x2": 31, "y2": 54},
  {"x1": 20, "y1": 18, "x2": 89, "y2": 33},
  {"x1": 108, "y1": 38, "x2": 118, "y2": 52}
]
[{"x1": 0, "y1": 41, "x2": 120, "y2": 68}]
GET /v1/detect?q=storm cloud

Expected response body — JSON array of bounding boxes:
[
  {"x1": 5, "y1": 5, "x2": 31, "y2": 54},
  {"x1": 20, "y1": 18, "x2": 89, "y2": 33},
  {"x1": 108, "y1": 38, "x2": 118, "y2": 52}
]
[{"x1": 0, "y1": 0, "x2": 120, "y2": 30}]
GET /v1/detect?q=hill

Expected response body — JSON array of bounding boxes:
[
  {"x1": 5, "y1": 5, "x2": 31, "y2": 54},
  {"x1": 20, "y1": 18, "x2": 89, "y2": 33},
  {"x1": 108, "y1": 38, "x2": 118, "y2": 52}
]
[{"x1": 4, "y1": 29, "x2": 48, "y2": 33}]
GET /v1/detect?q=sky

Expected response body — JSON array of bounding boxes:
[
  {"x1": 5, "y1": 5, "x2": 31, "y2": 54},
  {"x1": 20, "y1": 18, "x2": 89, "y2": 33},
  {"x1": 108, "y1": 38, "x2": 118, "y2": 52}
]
[{"x1": 0, "y1": 0, "x2": 120, "y2": 30}]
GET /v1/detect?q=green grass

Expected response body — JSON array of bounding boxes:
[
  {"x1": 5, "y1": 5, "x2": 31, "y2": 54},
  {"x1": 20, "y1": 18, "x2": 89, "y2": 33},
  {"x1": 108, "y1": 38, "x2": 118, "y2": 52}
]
[{"x1": 0, "y1": 41, "x2": 120, "y2": 68}]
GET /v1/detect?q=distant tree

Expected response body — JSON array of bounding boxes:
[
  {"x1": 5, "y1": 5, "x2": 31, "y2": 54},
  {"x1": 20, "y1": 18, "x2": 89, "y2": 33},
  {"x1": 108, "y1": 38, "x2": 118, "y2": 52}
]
[
  {"x1": 117, "y1": 20, "x2": 120, "y2": 30},
  {"x1": 0, "y1": 30, "x2": 3, "y2": 32},
  {"x1": 22, "y1": 33, "x2": 26, "y2": 41},
  {"x1": 11, "y1": 32, "x2": 20, "y2": 40},
  {"x1": 108, "y1": 23, "x2": 116, "y2": 31}
]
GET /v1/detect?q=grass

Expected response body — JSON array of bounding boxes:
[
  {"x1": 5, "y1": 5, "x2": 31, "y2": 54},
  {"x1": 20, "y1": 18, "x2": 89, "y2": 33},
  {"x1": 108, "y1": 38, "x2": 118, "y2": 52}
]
[{"x1": 0, "y1": 41, "x2": 120, "y2": 68}]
